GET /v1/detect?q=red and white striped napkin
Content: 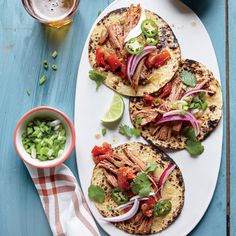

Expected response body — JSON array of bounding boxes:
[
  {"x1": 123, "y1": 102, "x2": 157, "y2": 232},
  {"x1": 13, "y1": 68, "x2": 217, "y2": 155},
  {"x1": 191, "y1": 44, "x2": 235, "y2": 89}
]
[{"x1": 25, "y1": 163, "x2": 100, "y2": 236}]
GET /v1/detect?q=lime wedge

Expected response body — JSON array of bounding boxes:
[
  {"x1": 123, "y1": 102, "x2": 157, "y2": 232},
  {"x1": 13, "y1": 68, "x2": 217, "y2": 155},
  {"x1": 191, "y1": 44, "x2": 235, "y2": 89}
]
[{"x1": 102, "y1": 93, "x2": 124, "y2": 124}]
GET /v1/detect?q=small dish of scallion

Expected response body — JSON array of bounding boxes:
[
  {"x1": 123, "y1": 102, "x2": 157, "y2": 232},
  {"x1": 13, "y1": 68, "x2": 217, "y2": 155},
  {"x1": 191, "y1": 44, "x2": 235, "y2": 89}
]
[{"x1": 14, "y1": 106, "x2": 75, "y2": 168}]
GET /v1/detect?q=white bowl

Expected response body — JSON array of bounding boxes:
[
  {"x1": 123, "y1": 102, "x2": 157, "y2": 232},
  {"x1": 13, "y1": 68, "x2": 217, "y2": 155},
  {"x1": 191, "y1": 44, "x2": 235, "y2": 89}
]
[{"x1": 14, "y1": 106, "x2": 75, "y2": 168}]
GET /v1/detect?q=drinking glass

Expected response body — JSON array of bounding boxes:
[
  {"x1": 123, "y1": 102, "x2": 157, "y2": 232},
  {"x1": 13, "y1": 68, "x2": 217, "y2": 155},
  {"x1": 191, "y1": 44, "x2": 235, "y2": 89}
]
[{"x1": 22, "y1": 0, "x2": 80, "y2": 28}]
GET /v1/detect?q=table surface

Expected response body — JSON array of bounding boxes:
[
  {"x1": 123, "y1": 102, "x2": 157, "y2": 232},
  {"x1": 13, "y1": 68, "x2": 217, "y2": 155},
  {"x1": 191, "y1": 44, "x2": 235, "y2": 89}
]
[{"x1": 0, "y1": 0, "x2": 234, "y2": 235}]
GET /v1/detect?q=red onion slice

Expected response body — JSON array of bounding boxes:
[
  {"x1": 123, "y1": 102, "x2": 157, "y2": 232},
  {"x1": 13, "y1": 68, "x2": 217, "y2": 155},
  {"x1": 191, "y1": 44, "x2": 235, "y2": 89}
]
[
  {"x1": 116, "y1": 192, "x2": 156, "y2": 211},
  {"x1": 160, "y1": 111, "x2": 200, "y2": 136},
  {"x1": 127, "y1": 55, "x2": 134, "y2": 83},
  {"x1": 181, "y1": 89, "x2": 214, "y2": 101},
  {"x1": 158, "y1": 164, "x2": 176, "y2": 197},
  {"x1": 100, "y1": 198, "x2": 140, "y2": 222},
  {"x1": 130, "y1": 46, "x2": 156, "y2": 76}
]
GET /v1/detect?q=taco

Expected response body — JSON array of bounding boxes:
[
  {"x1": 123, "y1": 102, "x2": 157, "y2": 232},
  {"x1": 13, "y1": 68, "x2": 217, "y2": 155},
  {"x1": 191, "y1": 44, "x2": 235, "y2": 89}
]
[
  {"x1": 129, "y1": 59, "x2": 223, "y2": 151},
  {"x1": 89, "y1": 142, "x2": 185, "y2": 234},
  {"x1": 88, "y1": 4, "x2": 181, "y2": 96}
]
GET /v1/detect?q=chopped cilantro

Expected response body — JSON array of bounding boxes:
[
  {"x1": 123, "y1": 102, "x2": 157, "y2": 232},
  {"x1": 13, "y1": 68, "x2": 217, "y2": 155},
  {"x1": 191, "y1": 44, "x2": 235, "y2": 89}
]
[
  {"x1": 183, "y1": 127, "x2": 204, "y2": 157},
  {"x1": 102, "y1": 127, "x2": 107, "y2": 136},
  {"x1": 180, "y1": 71, "x2": 197, "y2": 87},
  {"x1": 131, "y1": 172, "x2": 151, "y2": 197},
  {"x1": 88, "y1": 185, "x2": 105, "y2": 203},
  {"x1": 119, "y1": 124, "x2": 140, "y2": 138},
  {"x1": 145, "y1": 163, "x2": 157, "y2": 174},
  {"x1": 89, "y1": 70, "x2": 106, "y2": 89}
]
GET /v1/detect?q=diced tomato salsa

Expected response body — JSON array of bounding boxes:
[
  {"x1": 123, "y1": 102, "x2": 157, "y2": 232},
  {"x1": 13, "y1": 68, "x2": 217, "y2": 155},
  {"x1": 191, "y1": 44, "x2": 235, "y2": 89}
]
[
  {"x1": 146, "y1": 49, "x2": 171, "y2": 69},
  {"x1": 117, "y1": 167, "x2": 136, "y2": 192},
  {"x1": 91, "y1": 142, "x2": 113, "y2": 164},
  {"x1": 96, "y1": 48, "x2": 124, "y2": 74}
]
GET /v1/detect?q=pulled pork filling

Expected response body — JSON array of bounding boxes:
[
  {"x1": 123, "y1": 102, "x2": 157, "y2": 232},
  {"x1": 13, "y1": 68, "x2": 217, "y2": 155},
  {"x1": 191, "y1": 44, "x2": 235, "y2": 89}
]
[
  {"x1": 133, "y1": 75, "x2": 214, "y2": 141},
  {"x1": 92, "y1": 145, "x2": 164, "y2": 234}
]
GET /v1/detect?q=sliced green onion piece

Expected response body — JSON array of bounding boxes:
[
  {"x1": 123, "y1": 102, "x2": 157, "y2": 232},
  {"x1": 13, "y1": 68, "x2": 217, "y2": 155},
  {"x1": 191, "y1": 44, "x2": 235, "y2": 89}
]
[
  {"x1": 52, "y1": 50, "x2": 58, "y2": 59},
  {"x1": 52, "y1": 64, "x2": 58, "y2": 70},
  {"x1": 43, "y1": 60, "x2": 49, "y2": 69},
  {"x1": 39, "y1": 75, "x2": 47, "y2": 85}
]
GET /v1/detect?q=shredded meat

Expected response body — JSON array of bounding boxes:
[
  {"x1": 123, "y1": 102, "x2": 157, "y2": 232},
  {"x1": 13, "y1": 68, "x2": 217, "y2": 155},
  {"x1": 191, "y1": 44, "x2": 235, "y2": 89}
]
[
  {"x1": 168, "y1": 80, "x2": 183, "y2": 102},
  {"x1": 123, "y1": 148, "x2": 147, "y2": 170},
  {"x1": 123, "y1": 148, "x2": 158, "y2": 191},
  {"x1": 133, "y1": 211, "x2": 145, "y2": 225},
  {"x1": 99, "y1": 28, "x2": 109, "y2": 45},
  {"x1": 194, "y1": 77, "x2": 210, "y2": 90},
  {"x1": 107, "y1": 23, "x2": 124, "y2": 50},
  {"x1": 134, "y1": 107, "x2": 165, "y2": 126},
  {"x1": 137, "y1": 217, "x2": 152, "y2": 234},
  {"x1": 172, "y1": 121, "x2": 183, "y2": 133},
  {"x1": 124, "y1": 4, "x2": 142, "y2": 39},
  {"x1": 103, "y1": 169, "x2": 118, "y2": 187},
  {"x1": 98, "y1": 160, "x2": 118, "y2": 174},
  {"x1": 108, "y1": 153, "x2": 133, "y2": 168},
  {"x1": 131, "y1": 57, "x2": 145, "y2": 92},
  {"x1": 155, "y1": 125, "x2": 172, "y2": 141}
]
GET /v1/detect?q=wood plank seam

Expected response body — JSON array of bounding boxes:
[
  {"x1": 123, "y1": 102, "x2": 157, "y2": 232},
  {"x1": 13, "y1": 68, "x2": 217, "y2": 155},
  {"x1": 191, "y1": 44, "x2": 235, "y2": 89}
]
[{"x1": 225, "y1": 0, "x2": 230, "y2": 235}]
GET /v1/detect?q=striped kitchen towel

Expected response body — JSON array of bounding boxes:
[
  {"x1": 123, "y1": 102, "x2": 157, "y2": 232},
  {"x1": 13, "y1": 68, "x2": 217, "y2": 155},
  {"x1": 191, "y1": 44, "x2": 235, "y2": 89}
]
[{"x1": 26, "y1": 163, "x2": 100, "y2": 236}]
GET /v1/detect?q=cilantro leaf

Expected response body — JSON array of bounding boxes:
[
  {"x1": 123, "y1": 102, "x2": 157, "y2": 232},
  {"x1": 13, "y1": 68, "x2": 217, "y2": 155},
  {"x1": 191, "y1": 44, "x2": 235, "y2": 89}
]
[
  {"x1": 88, "y1": 185, "x2": 105, "y2": 203},
  {"x1": 185, "y1": 140, "x2": 204, "y2": 157},
  {"x1": 131, "y1": 172, "x2": 151, "y2": 197},
  {"x1": 180, "y1": 71, "x2": 197, "y2": 87},
  {"x1": 183, "y1": 126, "x2": 204, "y2": 156},
  {"x1": 135, "y1": 116, "x2": 142, "y2": 126},
  {"x1": 119, "y1": 125, "x2": 133, "y2": 138},
  {"x1": 119, "y1": 125, "x2": 140, "y2": 138},
  {"x1": 89, "y1": 70, "x2": 106, "y2": 89},
  {"x1": 182, "y1": 126, "x2": 197, "y2": 141},
  {"x1": 130, "y1": 128, "x2": 140, "y2": 138},
  {"x1": 145, "y1": 163, "x2": 157, "y2": 174},
  {"x1": 101, "y1": 127, "x2": 107, "y2": 136}
]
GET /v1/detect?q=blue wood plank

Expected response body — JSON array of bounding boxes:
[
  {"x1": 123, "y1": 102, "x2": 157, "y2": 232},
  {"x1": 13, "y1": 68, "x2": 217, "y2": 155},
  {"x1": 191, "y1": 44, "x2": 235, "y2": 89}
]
[
  {"x1": 229, "y1": 0, "x2": 236, "y2": 234},
  {"x1": 0, "y1": 0, "x2": 228, "y2": 235}
]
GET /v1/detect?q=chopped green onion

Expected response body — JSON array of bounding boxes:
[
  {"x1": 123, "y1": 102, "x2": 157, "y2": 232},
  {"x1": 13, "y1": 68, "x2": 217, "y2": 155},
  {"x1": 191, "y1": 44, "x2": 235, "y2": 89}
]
[
  {"x1": 21, "y1": 118, "x2": 66, "y2": 161},
  {"x1": 52, "y1": 50, "x2": 58, "y2": 59},
  {"x1": 39, "y1": 75, "x2": 47, "y2": 85},
  {"x1": 43, "y1": 60, "x2": 49, "y2": 70},
  {"x1": 52, "y1": 64, "x2": 58, "y2": 70}
]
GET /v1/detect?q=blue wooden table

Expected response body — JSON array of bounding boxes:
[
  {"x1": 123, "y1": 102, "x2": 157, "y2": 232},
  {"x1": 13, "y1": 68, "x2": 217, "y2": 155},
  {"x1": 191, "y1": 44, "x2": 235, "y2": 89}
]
[{"x1": 0, "y1": 0, "x2": 234, "y2": 235}]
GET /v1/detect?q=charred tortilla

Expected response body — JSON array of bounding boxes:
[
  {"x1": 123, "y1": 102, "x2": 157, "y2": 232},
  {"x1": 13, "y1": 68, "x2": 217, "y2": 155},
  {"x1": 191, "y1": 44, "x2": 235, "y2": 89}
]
[
  {"x1": 88, "y1": 6, "x2": 181, "y2": 97},
  {"x1": 129, "y1": 59, "x2": 223, "y2": 150},
  {"x1": 91, "y1": 142, "x2": 185, "y2": 234}
]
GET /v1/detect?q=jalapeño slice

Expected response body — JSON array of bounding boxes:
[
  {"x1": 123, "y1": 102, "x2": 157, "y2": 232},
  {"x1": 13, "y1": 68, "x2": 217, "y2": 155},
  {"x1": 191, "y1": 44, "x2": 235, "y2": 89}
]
[
  {"x1": 153, "y1": 200, "x2": 172, "y2": 217},
  {"x1": 141, "y1": 19, "x2": 158, "y2": 38},
  {"x1": 125, "y1": 37, "x2": 145, "y2": 55},
  {"x1": 146, "y1": 37, "x2": 158, "y2": 46},
  {"x1": 111, "y1": 188, "x2": 129, "y2": 205}
]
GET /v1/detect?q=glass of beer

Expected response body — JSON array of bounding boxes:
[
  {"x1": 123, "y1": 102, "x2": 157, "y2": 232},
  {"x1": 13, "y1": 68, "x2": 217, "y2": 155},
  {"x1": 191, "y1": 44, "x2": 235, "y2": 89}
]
[{"x1": 22, "y1": 0, "x2": 80, "y2": 28}]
